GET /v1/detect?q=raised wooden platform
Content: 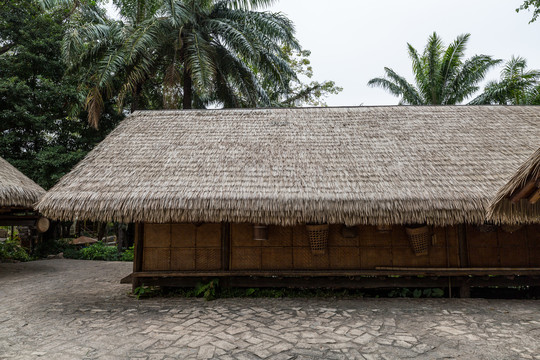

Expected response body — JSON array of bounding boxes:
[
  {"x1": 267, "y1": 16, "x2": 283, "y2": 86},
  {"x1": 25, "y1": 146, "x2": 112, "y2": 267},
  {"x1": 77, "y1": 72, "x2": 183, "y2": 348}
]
[{"x1": 129, "y1": 268, "x2": 540, "y2": 298}]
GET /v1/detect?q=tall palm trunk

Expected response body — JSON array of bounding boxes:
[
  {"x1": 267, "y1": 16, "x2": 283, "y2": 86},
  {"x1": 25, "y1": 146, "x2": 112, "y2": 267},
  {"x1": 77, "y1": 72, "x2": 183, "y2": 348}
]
[{"x1": 183, "y1": 66, "x2": 192, "y2": 109}]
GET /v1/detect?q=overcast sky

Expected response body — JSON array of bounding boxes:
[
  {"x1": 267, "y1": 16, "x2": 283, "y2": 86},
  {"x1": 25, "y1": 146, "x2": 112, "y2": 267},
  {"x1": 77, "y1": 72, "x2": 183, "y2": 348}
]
[{"x1": 106, "y1": 0, "x2": 540, "y2": 106}]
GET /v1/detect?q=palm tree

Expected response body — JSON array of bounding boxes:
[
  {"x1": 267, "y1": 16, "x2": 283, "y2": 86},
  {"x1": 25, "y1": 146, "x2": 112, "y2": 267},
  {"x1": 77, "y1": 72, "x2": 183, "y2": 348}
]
[
  {"x1": 470, "y1": 56, "x2": 540, "y2": 105},
  {"x1": 368, "y1": 32, "x2": 501, "y2": 105},
  {"x1": 44, "y1": 0, "x2": 299, "y2": 128}
]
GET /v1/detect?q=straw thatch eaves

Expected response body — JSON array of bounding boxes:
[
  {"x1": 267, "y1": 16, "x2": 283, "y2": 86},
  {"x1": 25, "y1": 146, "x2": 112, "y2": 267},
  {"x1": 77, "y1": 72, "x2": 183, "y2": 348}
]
[
  {"x1": 37, "y1": 106, "x2": 540, "y2": 226},
  {"x1": 0, "y1": 156, "x2": 45, "y2": 209},
  {"x1": 488, "y1": 147, "x2": 540, "y2": 224}
]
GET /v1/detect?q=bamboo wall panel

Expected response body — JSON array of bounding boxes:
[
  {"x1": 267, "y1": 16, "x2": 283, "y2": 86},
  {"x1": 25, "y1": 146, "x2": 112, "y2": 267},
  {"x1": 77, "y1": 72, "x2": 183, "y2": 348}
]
[
  {"x1": 143, "y1": 223, "x2": 540, "y2": 272},
  {"x1": 467, "y1": 225, "x2": 540, "y2": 267},
  {"x1": 142, "y1": 223, "x2": 221, "y2": 271}
]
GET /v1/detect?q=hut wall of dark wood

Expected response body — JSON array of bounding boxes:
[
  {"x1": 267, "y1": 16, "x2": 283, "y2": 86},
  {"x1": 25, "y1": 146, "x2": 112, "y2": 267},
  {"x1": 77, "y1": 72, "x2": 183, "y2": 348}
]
[{"x1": 136, "y1": 223, "x2": 540, "y2": 273}]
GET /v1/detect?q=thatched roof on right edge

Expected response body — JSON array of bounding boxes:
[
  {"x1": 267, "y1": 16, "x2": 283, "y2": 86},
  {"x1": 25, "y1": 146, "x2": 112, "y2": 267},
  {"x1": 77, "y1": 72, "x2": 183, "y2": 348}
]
[
  {"x1": 488, "y1": 146, "x2": 540, "y2": 224},
  {"x1": 38, "y1": 106, "x2": 540, "y2": 226},
  {"x1": 0, "y1": 156, "x2": 45, "y2": 209}
]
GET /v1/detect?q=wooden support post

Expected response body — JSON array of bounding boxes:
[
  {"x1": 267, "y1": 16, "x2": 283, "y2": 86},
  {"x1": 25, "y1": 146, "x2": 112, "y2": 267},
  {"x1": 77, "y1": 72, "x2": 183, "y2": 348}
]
[
  {"x1": 132, "y1": 223, "x2": 144, "y2": 291},
  {"x1": 221, "y1": 223, "x2": 230, "y2": 271},
  {"x1": 459, "y1": 279, "x2": 471, "y2": 298},
  {"x1": 221, "y1": 223, "x2": 231, "y2": 288},
  {"x1": 457, "y1": 224, "x2": 469, "y2": 268}
]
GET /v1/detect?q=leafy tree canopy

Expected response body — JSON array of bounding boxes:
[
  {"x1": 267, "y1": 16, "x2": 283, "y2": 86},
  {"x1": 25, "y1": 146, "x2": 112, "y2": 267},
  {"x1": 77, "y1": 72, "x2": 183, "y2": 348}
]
[
  {"x1": 518, "y1": 0, "x2": 540, "y2": 23},
  {"x1": 0, "y1": 0, "x2": 122, "y2": 189},
  {"x1": 471, "y1": 56, "x2": 540, "y2": 105},
  {"x1": 368, "y1": 32, "x2": 501, "y2": 105}
]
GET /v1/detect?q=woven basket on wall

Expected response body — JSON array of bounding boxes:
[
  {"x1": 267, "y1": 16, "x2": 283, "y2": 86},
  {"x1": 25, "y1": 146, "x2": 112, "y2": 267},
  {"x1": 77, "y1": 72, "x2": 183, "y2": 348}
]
[
  {"x1": 405, "y1": 225, "x2": 430, "y2": 256},
  {"x1": 306, "y1": 224, "x2": 329, "y2": 255}
]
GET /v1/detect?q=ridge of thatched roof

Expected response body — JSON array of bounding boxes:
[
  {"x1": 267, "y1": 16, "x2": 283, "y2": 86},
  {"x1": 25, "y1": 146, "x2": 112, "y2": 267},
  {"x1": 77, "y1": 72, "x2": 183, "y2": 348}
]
[
  {"x1": 0, "y1": 156, "x2": 46, "y2": 209},
  {"x1": 37, "y1": 106, "x2": 540, "y2": 225},
  {"x1": 488, "y1": 146, "x2": 540, "y2": 224}
]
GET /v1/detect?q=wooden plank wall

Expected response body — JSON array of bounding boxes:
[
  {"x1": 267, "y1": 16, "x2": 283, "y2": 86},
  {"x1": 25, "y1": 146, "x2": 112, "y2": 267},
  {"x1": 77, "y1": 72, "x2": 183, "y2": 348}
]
[
  {"x1": 467, "y1": 224, "x2": 540, "y2": 267},
  {"x1": 142, "y1": 223, "x2": 222, "y2": 271},
  {"x1": 230, "y1": 224, "x2": 460, "y2": 270},
  {"x1": 141, "y1": 223, "x2": 540, "y2": 272}
]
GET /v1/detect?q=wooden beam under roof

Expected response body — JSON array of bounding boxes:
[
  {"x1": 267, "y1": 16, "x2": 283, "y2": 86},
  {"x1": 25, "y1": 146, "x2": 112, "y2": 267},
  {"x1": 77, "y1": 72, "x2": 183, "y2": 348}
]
[{"x1": 510, "y1": 178, "x2": 538, "y2": 203}]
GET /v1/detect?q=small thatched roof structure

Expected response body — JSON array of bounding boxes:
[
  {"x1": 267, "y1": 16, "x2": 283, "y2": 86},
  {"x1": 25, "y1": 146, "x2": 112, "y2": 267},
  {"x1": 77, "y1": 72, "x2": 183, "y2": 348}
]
[
  {"x1": 37, "y1": 106, "x2": 540, "y2": 226},
  {"x1": 0, "y1": 156, "x2": 45, "y2": 209},
  {"x1": 488, "y1": 146, "x2": 540, "y2": 224}
]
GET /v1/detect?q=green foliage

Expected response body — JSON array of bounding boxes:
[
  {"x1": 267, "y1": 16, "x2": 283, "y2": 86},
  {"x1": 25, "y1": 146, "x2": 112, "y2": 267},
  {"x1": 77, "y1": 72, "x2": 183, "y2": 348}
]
[
  {"x1": 368, "y1": 32, "x2": 501, "y2": 105},
  {"x1": 471, "y1": 56, "x2": 540, "y2": 105},
  {"x1": 78, "y1": 242, "x2": 120, "y2": 261},
  {"x1": 0, "y1": 0, "x2": 123, "y2": 189},
  {"x1": 264, "y1": 46, "x2": 343, "y2": 107},
  {"x1": 45, "y1": 0, "x2": 301, "y2": 128},
  {"x1": 34, "y1": 237, "x2": 77, "y2": 258},
  {"x1": 121, "y1": 246, "x2": 134, "y2": 262},
  {"x1": 388, "y1": 288, "x2": 444, "y2": 298},
  {"x1": 133, "y1": 284, "x2": 160, "y2": 299},
  {"x1": 0, "y1": 239, "x2": 31, "y2": 262},
  {"x1": 195, "y1": 279, "x2": 220, "y2": 301},
  {"x1": 518, "y1": 1, "x2": 540, "y2": 23}
]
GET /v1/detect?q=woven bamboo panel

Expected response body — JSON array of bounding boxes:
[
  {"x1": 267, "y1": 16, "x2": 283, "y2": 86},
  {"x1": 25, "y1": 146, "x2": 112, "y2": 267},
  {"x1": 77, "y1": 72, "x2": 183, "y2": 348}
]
[
  {"x1": 231, "y1": 247, "x2": 261, "y2": 270},
  {"x1": 391, "y1": 228, "x2": 411, "y2": 248},
  {"x1": 196, "y1": 223, "x2": 221, "y2": 247},
  {"x1": 171, "y1": 224, "x2": 196, "y2": 247},
  {"x1": 195, "y1": 248, "x2": 221, "y2": 270},
  {"x1": 329, "y1": 247, "x2": 360, "y2": 269},
  {"x1": 527, "y1": 225, "x2": 540, "y2": 246},
  {"x1": 262, "y1": 247, "x2": 293, "y2": 270},
  {"x1": 468, "y1": 247, "x2": 499, "y2": 267},
  {"x1": 292, "y1": 225, "x2": 309, "y2": 247},
  {"x1": 231, "y1": 223, "x2": 257, "y2": 247},
  {"x1": 360, "y1": 248, "x2": 392, "y2": 269},
  {"x1": 427, "y1": 248, "x2": 447, "y2": 267},
  {"x1": 529, "y1": 249, "x2": 540, "y2": 266},
  {"x1": 392, "y1": 248, "x2": 430, "y2": 267},
  {"x1": 144, "y1": 224, "x2": 171, "y2": 248},
  {"x1": 293, "y1": 248, "x2": 329, "y2": 269},
  {"x1": 498, "y1": 228, "x2": 527, "y2": 248},
  {"x1": 267, "y1": 226, "x2": 293, "y2": 247},
  {"x1": 170, "y1": 248, "x2": 196, "y2": 270},
  {"x1": 328, "y1": 225, "x2": 358, "y2": 247},
  {"x1": 359, "y1": 226, "x2": 392, "y2": 247},
  {"x1": 142, "y1": 248, "x2": 170, "y2": 271},
  {"x1": 500, "y1": 246, "x2": 529, "y2": 267}
]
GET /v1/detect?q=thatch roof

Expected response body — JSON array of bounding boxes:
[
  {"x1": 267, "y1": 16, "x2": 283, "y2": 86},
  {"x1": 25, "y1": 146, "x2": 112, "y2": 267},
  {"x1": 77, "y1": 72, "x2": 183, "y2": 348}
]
[
  {"x1": 0, "y1": 156, "x2": 45, "y2": 209},
  {"x1": 37, "y1": 106, "x2": 540, "y2": 225},
  {"x1": 488, "y1": 147, "x2": 540, "y2": 224}
]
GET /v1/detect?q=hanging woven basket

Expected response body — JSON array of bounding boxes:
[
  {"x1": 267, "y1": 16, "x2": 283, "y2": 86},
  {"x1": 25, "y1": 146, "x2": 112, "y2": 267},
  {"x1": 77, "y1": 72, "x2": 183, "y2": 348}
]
[
  {"x1": 405, "y1": 225, "x2": 430, "y2": 256},
  {"x1": 306, "y1": 224, "x2": 329, "y2": 255}
]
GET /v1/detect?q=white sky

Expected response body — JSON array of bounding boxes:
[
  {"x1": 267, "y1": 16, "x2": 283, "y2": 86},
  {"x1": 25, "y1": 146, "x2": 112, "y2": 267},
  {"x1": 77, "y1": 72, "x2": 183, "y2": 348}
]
[{"x1": 106, "y1": 0, "x2": 540, "y2": 106}]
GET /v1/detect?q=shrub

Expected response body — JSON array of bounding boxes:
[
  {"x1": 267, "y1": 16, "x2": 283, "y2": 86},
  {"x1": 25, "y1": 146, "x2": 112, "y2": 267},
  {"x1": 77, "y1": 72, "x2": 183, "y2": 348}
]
[
  {"x1": 121, "y1": 246, "x2": 134, "y2": 262},
  {"x1": 78, "y1": 242, "x2": 119, "y2": 261},
  {"x1": 0, "y1": 239, "x2": 31, "y2": 262}
]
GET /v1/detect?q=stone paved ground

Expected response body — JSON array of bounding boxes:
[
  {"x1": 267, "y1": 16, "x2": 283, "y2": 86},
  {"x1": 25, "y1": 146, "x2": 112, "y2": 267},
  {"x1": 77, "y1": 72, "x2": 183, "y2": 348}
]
[{"x1": 1, "y1": 260, "x2": 540, "y2": 360}]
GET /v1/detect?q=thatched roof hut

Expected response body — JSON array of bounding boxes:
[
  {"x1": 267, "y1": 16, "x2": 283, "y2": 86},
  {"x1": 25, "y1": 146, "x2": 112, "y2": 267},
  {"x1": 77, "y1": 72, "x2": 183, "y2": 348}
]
[
  {"x1": 488, "y1": 146, "x2": 540, "y2": 224},
  {"x1": 0, "y1": 156, "x2": 45, "y2": 209},
  {"x1": 37, "y1": 106, "x2": 540, "y2": 226}
]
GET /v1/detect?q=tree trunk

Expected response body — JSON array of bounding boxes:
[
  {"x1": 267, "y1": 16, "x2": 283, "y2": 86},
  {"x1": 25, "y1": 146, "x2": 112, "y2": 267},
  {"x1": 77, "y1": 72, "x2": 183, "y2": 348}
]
[
  {"x1": 131, "y1": 83, "x2": 141, "y2": 113},
  {"x1": 183, "y1": 66, "x2": 192, "y2": 109}
]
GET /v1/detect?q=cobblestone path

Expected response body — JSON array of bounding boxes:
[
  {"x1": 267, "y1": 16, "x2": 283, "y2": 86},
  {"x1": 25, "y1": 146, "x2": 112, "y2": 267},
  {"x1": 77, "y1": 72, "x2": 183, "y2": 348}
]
[{"x1": 1, "y1": 259, "x2": 540, "y2": 359}]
